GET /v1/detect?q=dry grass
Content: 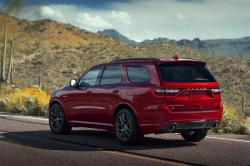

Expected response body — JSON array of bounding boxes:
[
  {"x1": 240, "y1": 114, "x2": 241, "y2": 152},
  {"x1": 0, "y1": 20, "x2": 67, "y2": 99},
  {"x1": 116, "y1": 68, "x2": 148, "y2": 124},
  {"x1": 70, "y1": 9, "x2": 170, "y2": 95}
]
[{"x1": 0, "y1": 12, "x2": 250, "y2": 118}]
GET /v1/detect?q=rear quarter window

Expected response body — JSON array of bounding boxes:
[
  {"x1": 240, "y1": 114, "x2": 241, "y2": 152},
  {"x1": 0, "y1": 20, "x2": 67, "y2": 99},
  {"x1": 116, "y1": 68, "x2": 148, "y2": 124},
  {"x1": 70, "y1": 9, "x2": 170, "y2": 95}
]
[
  {"x1": 158, "y1": 63, "x2": 216, "y2": 82},
  {"x1": 127, "y1": 65, "x2": 151, "y2": 82}
]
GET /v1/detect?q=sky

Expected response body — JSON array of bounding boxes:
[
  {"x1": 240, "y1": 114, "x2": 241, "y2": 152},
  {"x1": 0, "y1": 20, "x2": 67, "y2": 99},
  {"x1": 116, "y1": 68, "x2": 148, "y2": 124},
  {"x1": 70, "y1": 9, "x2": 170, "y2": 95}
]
[{"x1": 1, "y1": 0, "x2": 250, "y2": 42}]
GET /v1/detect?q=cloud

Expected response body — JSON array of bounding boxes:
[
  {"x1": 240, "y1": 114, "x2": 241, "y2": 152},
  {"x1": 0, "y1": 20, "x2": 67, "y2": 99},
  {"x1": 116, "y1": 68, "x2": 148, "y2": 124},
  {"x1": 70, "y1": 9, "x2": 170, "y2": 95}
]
[
  {"x1": 74, "y1": 13, "x2": 112, "y2": 28},
  {"x1": 12, "y1": 5, "x2": 134, "y2": 31},
  {"x1": 40, "y1": 6, "x2": 54, "y2": 17},
  {"x1": 39, "y1": 6, "x2": 64, "y2": 19},
  {"x1": 7, "y1": 0, "x2": 250, "y2": 41},
  {"x1": 175, "y1": 0, "x2": 205, "y2": 3},
  {"x1": 173, "y1": 13, "x2": 184, "y2": 20},
  {"x1": 142, "y1": 31, "x2": 157, "y2": 35},
  {"x1": 108, "y1": 11, "x2": 131, "y2": 24},
  {"x1": 132, "y1": 38, "x2": 142, "y2": 42}
]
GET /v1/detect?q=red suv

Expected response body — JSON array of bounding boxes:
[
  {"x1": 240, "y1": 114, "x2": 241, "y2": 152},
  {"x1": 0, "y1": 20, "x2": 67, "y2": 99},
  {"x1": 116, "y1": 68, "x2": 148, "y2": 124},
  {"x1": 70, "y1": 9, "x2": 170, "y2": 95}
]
[{"x1": 48, "y1": 56, "x2": 223, "y2": 145}]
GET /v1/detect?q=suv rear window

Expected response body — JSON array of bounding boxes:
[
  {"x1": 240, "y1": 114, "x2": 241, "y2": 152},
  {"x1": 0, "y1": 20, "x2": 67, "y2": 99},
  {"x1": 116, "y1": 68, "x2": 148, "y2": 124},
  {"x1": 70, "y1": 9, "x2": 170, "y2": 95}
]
[
  {"x1": 127, "y1": 66, "x2": 150, "y2": 82},
  {"x1": 158, "y1": 63, "x2": 216, "y2": 82}
]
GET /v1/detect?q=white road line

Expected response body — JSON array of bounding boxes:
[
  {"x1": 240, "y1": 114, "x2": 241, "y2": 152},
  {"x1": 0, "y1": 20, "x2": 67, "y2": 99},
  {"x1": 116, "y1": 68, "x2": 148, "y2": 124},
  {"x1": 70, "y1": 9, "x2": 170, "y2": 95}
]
[
  {"x1": 207, "y1": 136, "x2": 250, "y2": 143},
  {"x1": 12, "y1": 116, "x2": 48, "y2": 121},
  {"x1": 0, "y1": 115, "x2": 9, "y2": 117}
]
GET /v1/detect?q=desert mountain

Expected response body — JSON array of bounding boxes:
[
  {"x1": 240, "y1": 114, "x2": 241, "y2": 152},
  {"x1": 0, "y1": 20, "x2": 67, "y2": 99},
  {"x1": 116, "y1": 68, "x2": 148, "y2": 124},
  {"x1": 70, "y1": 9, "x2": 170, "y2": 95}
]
[
  {"x1": 238, "y1": 46, "x2": 250, "y2": 57},
  {"x1": 0, "y1": 12, "x2": 250, "y2": 113},
  {"x1": 99, "y1": 29, "x2": 250, "y2": 57},
  {"x1": 97, "y1": 29, "x2": 138, "y2": 45},
  {"x1": 97, "y1": 29, "x2": 169, "y2": 47},
  {"x1": 205, "y1": 37, "x2": 250, "y2": 54},
  {"x1": 138, "y1": 38, "x2": 170, "y2": 47},
  {"x1": 169, "y1": 38, "x2": 231, "y2": 57},
  {"x1": 0, "y1": 12, "x2": 130, "y2": 59}
]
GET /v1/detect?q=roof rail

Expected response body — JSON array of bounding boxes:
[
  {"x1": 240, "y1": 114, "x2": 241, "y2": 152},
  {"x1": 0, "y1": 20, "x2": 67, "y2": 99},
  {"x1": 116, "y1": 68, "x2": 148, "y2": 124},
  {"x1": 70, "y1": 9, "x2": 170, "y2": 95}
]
[
  {"x1": 181, "y1": 58, "x2": 196, "y2": 60},
  {"x1": 110, "y1": 58, "x2": 159, "y2": 62}
]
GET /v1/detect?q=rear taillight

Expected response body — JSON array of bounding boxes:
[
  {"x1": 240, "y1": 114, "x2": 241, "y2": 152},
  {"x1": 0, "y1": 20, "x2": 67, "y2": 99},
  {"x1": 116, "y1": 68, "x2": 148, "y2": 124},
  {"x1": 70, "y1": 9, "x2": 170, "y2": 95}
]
[
  {"x1": 151, "y1": 88, "x2": 180, "y2": 98},
  {"x1": 151, "y1": 87, "x2": 165, "y2": 98},
  {"x1": 211, "y1": 88, "x2": 221, "y2": 96},
  {"x1": 165, "y1": 89, "x2": 180, "y2": 96}
]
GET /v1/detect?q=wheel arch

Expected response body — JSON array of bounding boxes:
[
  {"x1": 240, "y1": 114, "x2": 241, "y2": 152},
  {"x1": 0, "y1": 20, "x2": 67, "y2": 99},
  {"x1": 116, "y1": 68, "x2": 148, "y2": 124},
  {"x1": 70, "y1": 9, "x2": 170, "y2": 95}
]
[
  {"x1": 113, "y1": 102, "x2": 140, "y2": 125},
  {"x1": 48, "y1": 99, "x2": 68, "y2": 118},
  {"x1": 49, "y1": 99, "x2": 63, "y2": 110}
]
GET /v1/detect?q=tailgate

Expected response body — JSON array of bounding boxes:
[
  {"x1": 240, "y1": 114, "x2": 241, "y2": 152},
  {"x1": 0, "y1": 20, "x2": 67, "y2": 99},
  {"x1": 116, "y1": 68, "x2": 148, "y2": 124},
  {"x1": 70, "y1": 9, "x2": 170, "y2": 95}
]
[
  {"x1": 166, "y1": 88, "x2": 220, "y2": 113},
  {"x1": 157, "y1": 60, "x2": 221, "y2": 113}
]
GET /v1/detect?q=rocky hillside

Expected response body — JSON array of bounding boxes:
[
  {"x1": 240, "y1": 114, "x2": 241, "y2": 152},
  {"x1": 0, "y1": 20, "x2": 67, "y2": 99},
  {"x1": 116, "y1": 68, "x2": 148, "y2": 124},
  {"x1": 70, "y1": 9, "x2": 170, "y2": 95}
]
[
  {"x1": 98, "y1": 29, "x2": 138, "y2": 45},
  {"x1": 0, "y1": 12, "x2": 250, "y2": 116},
  {"x1": 98, "y1": 29, "x2": 169, "y2": 47},
  {"x1": 0, "y1": 12, "x2": 132, "y2": 60},
  {"x1": 99, "y1": 29, "x2": 250, "y2": 57},
  {"x1": 238, "y1": 46, "x2": 250, "y2": 57},
  {"x1": 169, "y1": 38, "x2": 230, "y2": 57},
  {"x1": 12, "y1": 42, "x2": 250, "y2": 116},
  {"x1": 205, "y1": 37, "x2": 250, "y2": 54},
  {"x1": 139, "y1": 38, "x2": 169, "y2": 47}
]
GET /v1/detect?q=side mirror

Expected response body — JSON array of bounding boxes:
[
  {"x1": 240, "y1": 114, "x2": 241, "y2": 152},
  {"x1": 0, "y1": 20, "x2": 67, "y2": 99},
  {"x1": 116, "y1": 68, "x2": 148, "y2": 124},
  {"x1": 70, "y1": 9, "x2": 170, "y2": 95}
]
[{"x1": 70, "y1": 79, "x2": 76, "y2": 86}]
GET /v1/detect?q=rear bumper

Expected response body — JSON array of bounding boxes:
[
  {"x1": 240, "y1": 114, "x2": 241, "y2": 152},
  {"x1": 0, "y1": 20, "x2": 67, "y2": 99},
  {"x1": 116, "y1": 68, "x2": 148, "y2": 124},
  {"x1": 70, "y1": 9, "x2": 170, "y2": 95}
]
[
  {"x1": 139, "y1": 103, "x2": 223, "y2": 134},
  {"x1": 155, "y1": 119, "x2": 221, "y2": 134}
]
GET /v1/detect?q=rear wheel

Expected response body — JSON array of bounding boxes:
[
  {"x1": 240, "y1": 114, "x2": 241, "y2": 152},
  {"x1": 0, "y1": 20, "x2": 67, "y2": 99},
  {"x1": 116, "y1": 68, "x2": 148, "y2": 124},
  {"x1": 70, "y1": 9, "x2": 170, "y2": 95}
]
[
  {"x1": 181, "y1": 129, "x2": 208, "y2": 142},
  {"x1": 49, "y1": 104, "x2": 72, "y2": 134},
  {"x1": 115, "y1": 108, "x2": 144, "y2": 145}
]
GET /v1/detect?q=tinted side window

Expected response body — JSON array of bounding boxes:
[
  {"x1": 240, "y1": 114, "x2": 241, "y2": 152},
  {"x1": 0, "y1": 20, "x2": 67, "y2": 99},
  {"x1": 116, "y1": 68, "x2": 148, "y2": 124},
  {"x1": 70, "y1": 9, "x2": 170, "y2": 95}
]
[
  {"x1": 127, "y1": 66, "x2": 151, "y2": 82},
  {"x1": 100, "y1": 66, "x2": 122, "y2": 85},
  {"x1": 79, "y1": 67, "x2": 102, "y2": 86}
]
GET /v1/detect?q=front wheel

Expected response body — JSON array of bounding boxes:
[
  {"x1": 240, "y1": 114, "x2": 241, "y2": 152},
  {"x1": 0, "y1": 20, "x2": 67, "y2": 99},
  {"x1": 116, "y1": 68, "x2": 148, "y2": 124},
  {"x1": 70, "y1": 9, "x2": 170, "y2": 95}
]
[
  {"x1": 49, "y1": 104, "x2": 72, "y2": 135},
  {"x1": 115, "y1": 108, "x2": 144, "y2": 145},
  {"x1": 181, "y1": 129, "x2": 208, "y2": 142}
]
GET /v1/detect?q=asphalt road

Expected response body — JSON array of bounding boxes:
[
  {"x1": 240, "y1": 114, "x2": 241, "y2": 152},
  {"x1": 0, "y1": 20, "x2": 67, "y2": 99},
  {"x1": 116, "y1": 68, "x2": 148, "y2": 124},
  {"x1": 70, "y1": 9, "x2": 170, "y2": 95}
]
[{"x1": 0, "y1": 114, "x2": 250, "y2": 166}]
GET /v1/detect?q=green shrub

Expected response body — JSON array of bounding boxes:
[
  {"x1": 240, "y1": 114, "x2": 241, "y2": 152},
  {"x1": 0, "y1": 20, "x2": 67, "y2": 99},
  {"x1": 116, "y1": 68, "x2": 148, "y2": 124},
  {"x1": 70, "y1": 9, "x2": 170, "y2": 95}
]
[
  {"x1": 0, "y1": 88, "x2": 50, "y2": 117},
  {"x1": 212, "y1": 105, "x2": 250, "y2": 134}
]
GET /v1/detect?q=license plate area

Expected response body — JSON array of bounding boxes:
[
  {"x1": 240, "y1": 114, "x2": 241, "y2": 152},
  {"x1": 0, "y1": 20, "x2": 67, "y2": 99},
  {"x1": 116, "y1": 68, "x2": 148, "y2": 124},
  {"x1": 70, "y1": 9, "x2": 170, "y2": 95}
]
[{"x1": 189, "y1": 91, "x2": 202, "y2": 99}]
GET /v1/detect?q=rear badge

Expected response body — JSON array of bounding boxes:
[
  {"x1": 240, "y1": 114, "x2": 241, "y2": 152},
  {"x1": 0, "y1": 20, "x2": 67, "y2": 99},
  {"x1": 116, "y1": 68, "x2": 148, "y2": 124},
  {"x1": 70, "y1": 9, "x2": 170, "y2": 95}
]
[
  {"x1": 190, "y1": 91, "x2": 202, "y2": 99},
  {"x1": 169, "y1": 105, "x2": 184, "y2": 106}
]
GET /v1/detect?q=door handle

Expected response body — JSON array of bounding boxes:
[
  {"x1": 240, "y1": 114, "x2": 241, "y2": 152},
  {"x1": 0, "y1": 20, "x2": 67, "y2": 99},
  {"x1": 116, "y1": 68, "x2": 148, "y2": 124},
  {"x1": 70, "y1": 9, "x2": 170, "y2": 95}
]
[
  {"x1": 86, "y1": 90, "x2": 92, "y2": 94},
  {"x1": 112, "y1": 89, "x2": 119, "y2": 93}
]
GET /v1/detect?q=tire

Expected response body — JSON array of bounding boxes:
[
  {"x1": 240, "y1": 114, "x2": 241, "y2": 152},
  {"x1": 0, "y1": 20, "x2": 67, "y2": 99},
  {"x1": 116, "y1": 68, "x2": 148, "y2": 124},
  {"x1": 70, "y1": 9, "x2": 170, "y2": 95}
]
[
  {"x1": 49, "y1": 104, "x2": 72, "y2": 135},
  {"x1": 181, "y1": 129, "x2": 208, "y2": 142},
  {"x1": 115, "y1": 108, "x2": 144, "y2": 145}
]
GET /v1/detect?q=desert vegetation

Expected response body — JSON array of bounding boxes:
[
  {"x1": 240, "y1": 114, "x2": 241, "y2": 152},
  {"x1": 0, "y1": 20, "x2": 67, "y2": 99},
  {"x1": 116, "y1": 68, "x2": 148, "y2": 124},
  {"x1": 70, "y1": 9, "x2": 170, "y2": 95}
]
[
  {"x1": 211, "y1": 104, "x2": 250, "y2": 134},
  {"x1": 0, "y1": 88, "x2": 50, "y2": 116},
  {"x1": 0, "y1": 12, "x2": 249, "y2": 134}
]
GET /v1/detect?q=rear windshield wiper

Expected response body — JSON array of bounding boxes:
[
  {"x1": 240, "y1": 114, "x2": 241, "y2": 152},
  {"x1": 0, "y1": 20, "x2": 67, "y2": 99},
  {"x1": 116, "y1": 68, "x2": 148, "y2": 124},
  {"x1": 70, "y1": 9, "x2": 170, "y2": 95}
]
[{"x1": 193, "y1": 78, "x2": 209, "y2": 82}]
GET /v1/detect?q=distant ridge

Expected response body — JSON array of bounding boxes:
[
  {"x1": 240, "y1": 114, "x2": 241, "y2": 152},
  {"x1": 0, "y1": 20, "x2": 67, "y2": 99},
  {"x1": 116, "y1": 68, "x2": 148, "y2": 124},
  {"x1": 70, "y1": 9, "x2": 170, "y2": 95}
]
[
  {"x1": 238, "y1": 46, "x2": 250, "y2": 57},
  {"x1": 97, "y1": 29, "x2": 169, "y2": 47},
  {"x1": 169, "y1": 38, "x2": 232, "y2": 57},
  {"x1": 97, "y1": 29, "x2": 138, "y2": 45},
  {"x1": 204, "y1": 37, "x2": 250, "y2": 54},
  {"x1": 98, "y1": 29, "x2": 250, "y2": 57}
]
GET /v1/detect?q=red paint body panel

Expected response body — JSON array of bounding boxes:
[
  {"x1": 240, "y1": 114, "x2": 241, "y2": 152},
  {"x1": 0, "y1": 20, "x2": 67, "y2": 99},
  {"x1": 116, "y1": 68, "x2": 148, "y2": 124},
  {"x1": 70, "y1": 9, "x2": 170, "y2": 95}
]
[
  {"x1": 48, "y1": 58, "x2": 223, "y2": 134},
  {"x1": 92, "y1": 84, "x2": 122, "y2": 124}
]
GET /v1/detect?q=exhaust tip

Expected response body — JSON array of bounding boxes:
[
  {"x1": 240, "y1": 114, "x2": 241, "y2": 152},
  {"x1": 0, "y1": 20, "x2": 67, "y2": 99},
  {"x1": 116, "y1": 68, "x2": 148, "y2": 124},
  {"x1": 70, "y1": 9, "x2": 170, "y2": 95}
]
[
  {"x1": 212, "y1": 122, "x2": 219, "y2": 129},
  {"x1": 169, "y1": 124, "x2": 177, "y2": 132}
]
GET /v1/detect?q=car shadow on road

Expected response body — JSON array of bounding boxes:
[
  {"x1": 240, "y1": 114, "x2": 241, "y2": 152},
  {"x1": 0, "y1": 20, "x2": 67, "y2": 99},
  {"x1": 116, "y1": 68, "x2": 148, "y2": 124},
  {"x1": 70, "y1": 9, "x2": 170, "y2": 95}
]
[{"x1": 0, "y1": 129, "x2": 197, "y2": 152}]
